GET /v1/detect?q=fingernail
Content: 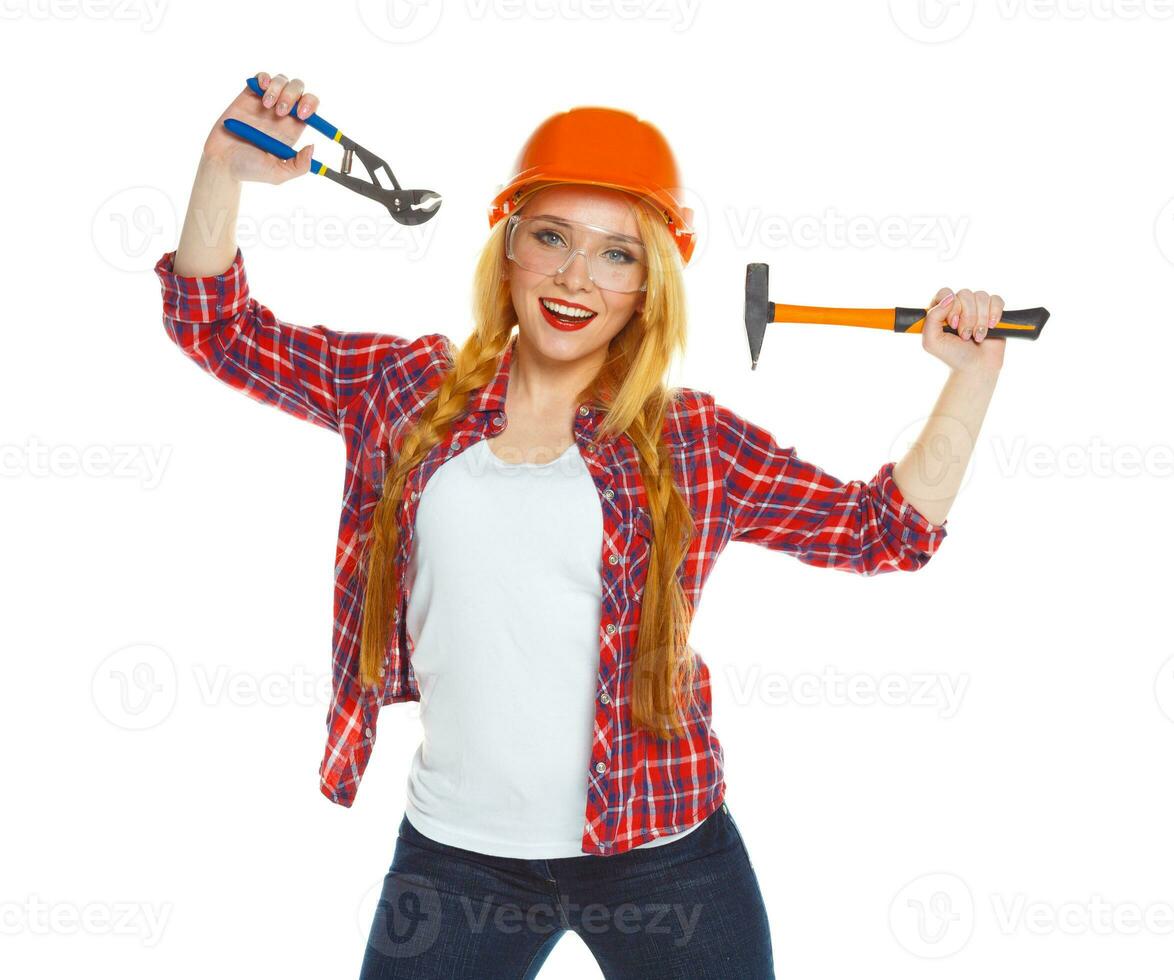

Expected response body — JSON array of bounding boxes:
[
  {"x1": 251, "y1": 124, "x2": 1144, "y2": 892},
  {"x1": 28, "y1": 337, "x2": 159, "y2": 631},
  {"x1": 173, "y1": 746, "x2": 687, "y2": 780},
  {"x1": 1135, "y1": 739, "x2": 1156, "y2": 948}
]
[
  {"x1": 263, "y1": 95, "x2": 275, "y2": 107},
  {"x1": 975, "y1": 327, "x2": 986, "y2": 341},
  {"x1": 277, "y1": 102, "x2": 288, "y2": 115},
  {"x1": 950, "y1": 312, "x2": 959, "y2": 328},
  {"x1": 988, "y1": 314, "x2": 998, "y2": 329},
  {"x1": 941, "y1": 291, "x2": 954, "y2": 305}
]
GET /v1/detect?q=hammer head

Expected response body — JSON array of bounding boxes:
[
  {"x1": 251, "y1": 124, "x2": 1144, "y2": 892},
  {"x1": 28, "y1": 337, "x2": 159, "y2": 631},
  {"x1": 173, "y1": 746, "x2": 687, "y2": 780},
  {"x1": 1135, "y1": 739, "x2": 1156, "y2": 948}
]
[{"x1": 744, "y1": 263, "x2": 772, "y2": 370}]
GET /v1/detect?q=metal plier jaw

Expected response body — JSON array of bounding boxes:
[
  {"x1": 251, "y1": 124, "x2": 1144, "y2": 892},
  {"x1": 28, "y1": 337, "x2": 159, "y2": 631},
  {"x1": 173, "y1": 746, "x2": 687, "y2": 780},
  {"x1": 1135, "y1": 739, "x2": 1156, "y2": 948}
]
[{"x1": 222, "y1": 76, "x2": 441, "y2": 226}]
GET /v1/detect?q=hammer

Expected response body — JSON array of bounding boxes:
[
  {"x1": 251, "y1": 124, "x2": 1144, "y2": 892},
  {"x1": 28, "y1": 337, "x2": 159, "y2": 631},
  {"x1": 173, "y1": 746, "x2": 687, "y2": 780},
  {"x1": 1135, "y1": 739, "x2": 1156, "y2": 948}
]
[{"x1": 744, "y1": 263, "x2": 1049, "y2": 369}]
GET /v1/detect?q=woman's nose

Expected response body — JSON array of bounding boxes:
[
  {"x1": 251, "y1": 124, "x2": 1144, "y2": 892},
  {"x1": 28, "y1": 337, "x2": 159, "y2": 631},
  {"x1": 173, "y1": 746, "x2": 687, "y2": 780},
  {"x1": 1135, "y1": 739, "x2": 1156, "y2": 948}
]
[{"x1": 553, "y1": 249, "x2": 594, "y2": 290}]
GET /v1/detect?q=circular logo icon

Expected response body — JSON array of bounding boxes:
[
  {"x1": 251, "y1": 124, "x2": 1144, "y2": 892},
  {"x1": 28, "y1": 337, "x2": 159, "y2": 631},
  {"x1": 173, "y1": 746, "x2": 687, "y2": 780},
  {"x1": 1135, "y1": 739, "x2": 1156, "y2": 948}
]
[
  {"x1": 91, "y1": 643, "x2": 179, "y2": 731},
  {"x1": 92, "y1": 186, "x2": 177, "y2": 273},
  {"x1": 889, "y1": 871, "x2": 974, "y2": 958},
  {"x1": 888, "y1": 414, "x2": 977, "y2": 502},
  {"x1": 358, "y1": 869, "x2": 444, "y2": 960},
  {"x1": 356, "y1": 0, "x2": 445, "y2": 43},
  {"x1": 888, "y1": 0, "x2": 975, "y2": 43}
]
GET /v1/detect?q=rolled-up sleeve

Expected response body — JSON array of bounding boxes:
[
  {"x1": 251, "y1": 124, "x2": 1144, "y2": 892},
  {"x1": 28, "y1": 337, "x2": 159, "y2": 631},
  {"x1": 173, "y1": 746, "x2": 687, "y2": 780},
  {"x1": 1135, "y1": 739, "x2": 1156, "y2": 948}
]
[
  {"x1": 714, "y1": 401, "x2": 948, "y2": 574},
  {"x1": 155, "y1": 246, "x2": 437, "y2": 434}
]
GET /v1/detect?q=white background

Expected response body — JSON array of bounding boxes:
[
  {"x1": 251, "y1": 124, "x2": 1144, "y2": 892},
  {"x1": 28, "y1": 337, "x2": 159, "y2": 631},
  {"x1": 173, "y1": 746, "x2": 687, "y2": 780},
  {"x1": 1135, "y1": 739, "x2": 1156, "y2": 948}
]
[{"x1": 3, "y1": 0, "x2": 1172, "y2": 977}]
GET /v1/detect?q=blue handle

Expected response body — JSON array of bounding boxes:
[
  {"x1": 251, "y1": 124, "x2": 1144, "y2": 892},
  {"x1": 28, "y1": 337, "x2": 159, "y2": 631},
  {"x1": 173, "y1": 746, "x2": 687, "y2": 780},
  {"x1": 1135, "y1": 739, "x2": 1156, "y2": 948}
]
[
  {"x1": 222, "y1": 118, "x2": 326, "y2": 174},
  {"x1": 245, "y1": 75, "x2": 342, "y2": 143}
]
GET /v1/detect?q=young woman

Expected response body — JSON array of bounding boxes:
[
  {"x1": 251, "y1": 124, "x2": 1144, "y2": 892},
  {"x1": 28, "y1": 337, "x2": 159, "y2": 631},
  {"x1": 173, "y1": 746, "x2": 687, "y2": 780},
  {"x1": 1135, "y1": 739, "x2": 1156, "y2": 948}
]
[{"x1": 158, "y1": 71, "x2": 1005, "y2": 980}]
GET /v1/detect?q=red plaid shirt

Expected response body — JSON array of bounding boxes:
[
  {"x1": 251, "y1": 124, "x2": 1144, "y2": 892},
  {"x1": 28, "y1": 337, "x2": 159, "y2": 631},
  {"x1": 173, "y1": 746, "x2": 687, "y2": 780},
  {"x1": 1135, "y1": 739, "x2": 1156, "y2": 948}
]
[{"x1": 155, "y1": 246, "x2": 948, "y2": 855}]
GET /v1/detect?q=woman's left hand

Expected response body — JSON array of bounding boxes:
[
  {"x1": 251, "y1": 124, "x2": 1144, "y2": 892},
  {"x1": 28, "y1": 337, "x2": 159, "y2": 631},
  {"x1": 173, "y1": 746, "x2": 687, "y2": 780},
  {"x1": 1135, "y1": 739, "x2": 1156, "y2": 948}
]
[{"x1": 921, "y1": 287, "x2": 1007, "y2": 375}]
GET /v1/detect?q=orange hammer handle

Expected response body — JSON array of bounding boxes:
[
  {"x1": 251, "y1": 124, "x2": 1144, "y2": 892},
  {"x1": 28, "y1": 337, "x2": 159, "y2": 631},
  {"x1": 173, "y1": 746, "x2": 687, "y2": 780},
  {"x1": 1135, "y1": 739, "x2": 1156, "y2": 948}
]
[
  {"x1": 772, "y1": 304, "x2": 894, "y2": 331},
  {"x1": 771, "y1": 303, "x2": 1048, "y2": 340}
]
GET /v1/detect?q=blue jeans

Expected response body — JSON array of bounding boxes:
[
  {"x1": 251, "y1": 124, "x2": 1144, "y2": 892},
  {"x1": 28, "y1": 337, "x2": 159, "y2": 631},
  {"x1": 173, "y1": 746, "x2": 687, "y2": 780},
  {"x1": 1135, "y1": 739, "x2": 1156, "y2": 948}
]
[{"x1": 358, "y1": 801, "x2": 775, "y2": 979}]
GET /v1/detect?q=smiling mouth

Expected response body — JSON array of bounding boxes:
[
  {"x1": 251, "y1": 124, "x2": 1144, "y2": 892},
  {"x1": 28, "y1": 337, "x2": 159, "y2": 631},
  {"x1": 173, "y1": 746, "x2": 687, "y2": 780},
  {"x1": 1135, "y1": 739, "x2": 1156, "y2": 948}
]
[{"x1": 538, "y1": 297, "x2": 598, "y2": 330}]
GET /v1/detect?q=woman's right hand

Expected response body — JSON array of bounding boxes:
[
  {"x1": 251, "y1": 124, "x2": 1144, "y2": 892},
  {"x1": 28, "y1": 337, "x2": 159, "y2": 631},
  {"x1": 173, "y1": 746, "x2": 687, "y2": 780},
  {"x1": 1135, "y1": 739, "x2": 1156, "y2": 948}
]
[{"x1": 201, "y1": 71, "x2": 320, "y2": 184}]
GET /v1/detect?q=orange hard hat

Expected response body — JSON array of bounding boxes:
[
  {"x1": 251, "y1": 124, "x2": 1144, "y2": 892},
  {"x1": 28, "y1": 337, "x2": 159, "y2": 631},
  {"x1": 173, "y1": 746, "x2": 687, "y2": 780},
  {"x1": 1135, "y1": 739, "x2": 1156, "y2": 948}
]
[{"x1": 488, "y1": 106, "x2": 696, "y2": 266}]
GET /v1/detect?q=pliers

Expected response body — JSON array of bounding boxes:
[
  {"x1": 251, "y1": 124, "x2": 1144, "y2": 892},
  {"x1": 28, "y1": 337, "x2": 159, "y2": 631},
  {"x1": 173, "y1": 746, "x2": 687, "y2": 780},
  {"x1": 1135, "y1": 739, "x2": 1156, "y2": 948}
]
[{"x1": 222, "y1": 75, "x2": 441, "y2": 226}]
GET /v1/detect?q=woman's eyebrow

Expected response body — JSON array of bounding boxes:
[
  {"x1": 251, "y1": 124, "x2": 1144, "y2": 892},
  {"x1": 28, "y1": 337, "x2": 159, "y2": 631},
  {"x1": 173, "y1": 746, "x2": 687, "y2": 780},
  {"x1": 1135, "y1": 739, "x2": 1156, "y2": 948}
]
[{"x1": 531, "y1": 214, "x2": 642, "y2": 244}]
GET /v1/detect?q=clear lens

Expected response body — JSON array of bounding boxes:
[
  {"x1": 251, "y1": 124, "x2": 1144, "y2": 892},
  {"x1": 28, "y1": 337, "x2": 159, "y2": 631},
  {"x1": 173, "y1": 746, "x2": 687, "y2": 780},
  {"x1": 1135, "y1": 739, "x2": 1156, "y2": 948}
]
[{"x1": 507, "y1": 215, "x2": 647, "y2": 293}]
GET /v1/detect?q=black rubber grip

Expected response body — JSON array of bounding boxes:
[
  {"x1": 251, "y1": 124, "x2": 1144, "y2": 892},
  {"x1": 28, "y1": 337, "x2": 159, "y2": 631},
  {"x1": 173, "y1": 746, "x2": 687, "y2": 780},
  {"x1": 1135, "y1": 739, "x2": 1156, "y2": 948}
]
[{"x1": 895, "y1": 306, "x2": 1049, "y2": 341}]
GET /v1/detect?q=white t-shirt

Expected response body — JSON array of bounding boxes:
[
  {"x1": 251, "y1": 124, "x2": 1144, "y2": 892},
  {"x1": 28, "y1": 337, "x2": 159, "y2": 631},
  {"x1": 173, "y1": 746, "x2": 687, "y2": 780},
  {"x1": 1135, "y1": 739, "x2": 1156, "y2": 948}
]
[{"x1": 401, "y1": 434, "x2": 702, "y2": 858}]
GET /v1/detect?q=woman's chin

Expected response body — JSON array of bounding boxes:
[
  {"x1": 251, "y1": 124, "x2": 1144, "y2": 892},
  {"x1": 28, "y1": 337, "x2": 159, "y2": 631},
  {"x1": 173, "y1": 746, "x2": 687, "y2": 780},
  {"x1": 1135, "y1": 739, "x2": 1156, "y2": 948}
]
[{"x1": 519, "y1": 320, "x2": 603, "y2": 361}]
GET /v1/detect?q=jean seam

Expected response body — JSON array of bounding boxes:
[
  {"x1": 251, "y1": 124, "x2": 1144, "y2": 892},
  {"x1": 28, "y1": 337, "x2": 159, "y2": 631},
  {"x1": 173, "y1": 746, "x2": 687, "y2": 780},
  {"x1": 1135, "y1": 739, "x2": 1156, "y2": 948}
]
[
  {"x1": 520, "y1": 943, "x2": 541, "y2": 980},
  {"x1": 543, "y1": 862, "x2": 572, "y2": 930},
  {"x1": 519, "y1": 928, "x2": 560, "y2": 980},
  {"x1": 723, "y1": 805, "x2": 754, "y2": 867}
]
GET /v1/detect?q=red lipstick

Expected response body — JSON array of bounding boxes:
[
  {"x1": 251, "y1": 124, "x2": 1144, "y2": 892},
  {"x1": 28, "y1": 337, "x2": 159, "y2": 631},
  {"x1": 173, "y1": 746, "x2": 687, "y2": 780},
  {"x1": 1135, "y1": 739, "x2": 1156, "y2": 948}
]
[{"x1": 538, "y1": 296, "x2": 598, "y2": 332}]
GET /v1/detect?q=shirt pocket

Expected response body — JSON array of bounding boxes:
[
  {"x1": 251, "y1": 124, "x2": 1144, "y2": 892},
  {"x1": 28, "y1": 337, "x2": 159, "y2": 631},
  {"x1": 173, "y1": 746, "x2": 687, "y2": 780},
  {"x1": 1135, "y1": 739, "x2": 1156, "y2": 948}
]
[
  {"x1": 626, "y1": 506, "x2": 653, "y2": 601},
  {"x1": 358, "y1": 439, "x2": 390, "y2": 536},
  {"x1": 362, "y1": 445, "x2": 387, "y2": 493},
  {"x1": 360, "y1": 409, "x2": 415, "y2": 496}
]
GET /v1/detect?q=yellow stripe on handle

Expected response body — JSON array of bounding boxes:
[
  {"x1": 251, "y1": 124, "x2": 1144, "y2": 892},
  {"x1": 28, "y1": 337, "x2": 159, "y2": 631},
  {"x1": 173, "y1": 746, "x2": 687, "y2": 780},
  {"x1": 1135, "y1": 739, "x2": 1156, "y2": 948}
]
[
  {"x1": 333, "y1": 130, "x2": 343, "y2": 142},
  {"x1": 775, "y1": 305, "x2": 1040, "y2": 334},
  {"x1": 899, "y1": 316, "x2": 1037, "y2": 334},
  {"x1": 314, "y1": 162, "x2": 329, "y2": 175}
]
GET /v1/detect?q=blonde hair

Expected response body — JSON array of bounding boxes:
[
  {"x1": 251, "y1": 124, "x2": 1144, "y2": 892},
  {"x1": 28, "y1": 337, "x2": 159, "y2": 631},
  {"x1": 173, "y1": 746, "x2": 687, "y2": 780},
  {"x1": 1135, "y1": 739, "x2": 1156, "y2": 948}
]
[{"x1": 359, "y1": 183, "x2": 699, "y2": 739}]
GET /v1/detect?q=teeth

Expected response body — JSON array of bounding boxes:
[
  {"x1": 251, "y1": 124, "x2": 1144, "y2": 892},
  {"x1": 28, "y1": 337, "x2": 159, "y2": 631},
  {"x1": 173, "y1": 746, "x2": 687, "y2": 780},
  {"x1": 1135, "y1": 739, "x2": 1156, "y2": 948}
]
[{"x1": 541, "y1": 298, "x2": 595, "y2": 319}]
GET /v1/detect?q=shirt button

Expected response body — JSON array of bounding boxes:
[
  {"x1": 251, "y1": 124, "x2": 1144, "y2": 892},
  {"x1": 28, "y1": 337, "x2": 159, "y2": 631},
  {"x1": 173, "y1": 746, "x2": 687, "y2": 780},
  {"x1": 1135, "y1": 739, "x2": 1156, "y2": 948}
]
[
  {"x1": 493, "y1": 413, "x2": 505, "y2": 426},
  {"x1": 579, "y1": 405, "x2": 590, "y2": 416},
  {"x1": 602, "y1": 487, "x2": 614, "y2": 501},
  {"x1": 585, "y1": 443, "x2": 596, "y2": 454},
  {"x1": 595, "y1": 761, "x2": 606, "y2": 773},
  {"x1": 605, "y1": 623, "x2": 617, "y2": 636},
  {"x1": 608, "y1": 553, "x2": 620, "y2": 565},
  {"x1": 410, "y1": 490, "x2": 419, "y2": 501},
  {"x1": 364, "y1": 727, "x2": 373, "y2": 739},
  {"x1": 599, "y1": 691, "x2": 610, "y2": 704}
]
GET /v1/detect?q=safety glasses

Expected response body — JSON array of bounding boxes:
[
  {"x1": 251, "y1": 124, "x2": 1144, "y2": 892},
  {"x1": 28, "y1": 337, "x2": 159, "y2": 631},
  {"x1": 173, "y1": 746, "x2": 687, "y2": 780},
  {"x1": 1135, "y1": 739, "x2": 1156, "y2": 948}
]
[{"x1": 505, "y1": 213, "x2": 648, "y2": 293}]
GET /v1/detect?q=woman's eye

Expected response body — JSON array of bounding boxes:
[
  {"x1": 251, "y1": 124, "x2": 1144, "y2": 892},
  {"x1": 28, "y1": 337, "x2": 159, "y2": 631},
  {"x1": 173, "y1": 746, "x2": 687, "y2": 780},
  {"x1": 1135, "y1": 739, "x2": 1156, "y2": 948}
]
[
  {"x1": 604, "y1": 248, "x2": 635, "y2": 264},
  {"x1": 534, "y1": 229, "x2": 566, "y2": 247}
]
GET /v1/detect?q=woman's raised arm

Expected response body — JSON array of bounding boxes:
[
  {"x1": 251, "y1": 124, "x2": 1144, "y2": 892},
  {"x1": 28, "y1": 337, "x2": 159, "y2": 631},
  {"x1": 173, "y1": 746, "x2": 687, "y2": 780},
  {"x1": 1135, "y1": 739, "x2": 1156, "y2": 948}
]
[
  {"x1": 156, "y1": 243, "x2": 436, "y2": 435},
  {"x1": 714, "y1": 402, "x2": 948, "y2": 575},
  {"x1": 173, "y1": 71, "x2": 317, "y2": 278},
  {"x1": 159, "y1": 71, "x2": 442, "y2": 435}
]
